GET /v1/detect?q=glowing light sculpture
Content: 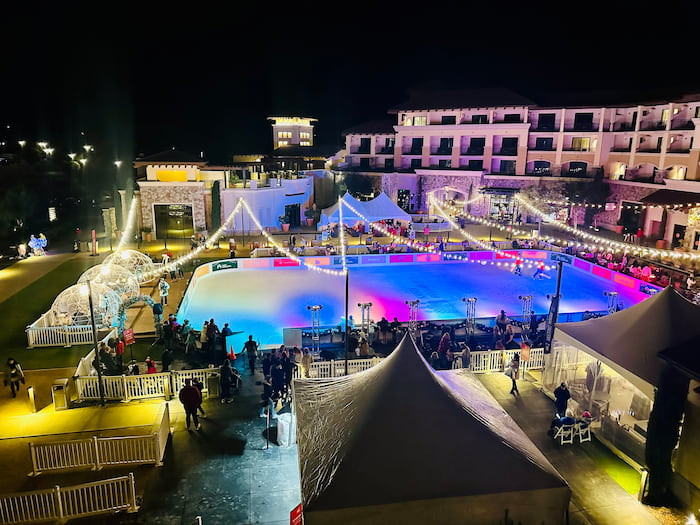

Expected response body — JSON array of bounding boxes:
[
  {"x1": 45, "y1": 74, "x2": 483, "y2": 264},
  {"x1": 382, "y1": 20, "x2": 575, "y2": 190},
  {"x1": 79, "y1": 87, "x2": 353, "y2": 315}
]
[{"x1": 77, "y1": 264, "x2": 140, "y2": 302}]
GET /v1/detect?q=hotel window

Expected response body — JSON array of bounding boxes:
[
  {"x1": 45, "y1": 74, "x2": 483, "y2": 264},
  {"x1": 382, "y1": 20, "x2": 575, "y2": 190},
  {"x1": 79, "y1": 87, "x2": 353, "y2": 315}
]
[
  {"x1": 385, "y1": 158, "x2": 394, "y2": 169},
  {"x1": 278, "y1": 131, "x2": 292, "y2": 139},
  {"x1": 467, "y1": 159, "x2": 483, "y2": 170},
  {"x1": 300, "y1": 141, "x2": 311, "y2": 146},
  {"x1": 438, "y1": 159, "x2": 452, "y2": 168},
  {"x1": 414, "y1": 116, "x2": 427, "y2": 126},
  {"x1": 441, "y1": 115, "x2": 457, "y2": 125},
  {"x1": 503, "y1": 113, "x2": 521, "y2": 123},
  {"x1": 571, "y1": 137, "x2": 591, "y2": 151},
  {"x1": 695, "y1": 107, "x2": 700, "y2": 118},
  {"x1": 472, "y1": 114, "x2": 488, "y2": 124},
  {"x1": 410, "y1": 158, "x2": 422, "y2": 168},
  {"x1": 278, "y1": 140, "x2": 288, "y2": 147},
  {"x1": 300, "y1": 132, "x2": 311, "y2": 139}
]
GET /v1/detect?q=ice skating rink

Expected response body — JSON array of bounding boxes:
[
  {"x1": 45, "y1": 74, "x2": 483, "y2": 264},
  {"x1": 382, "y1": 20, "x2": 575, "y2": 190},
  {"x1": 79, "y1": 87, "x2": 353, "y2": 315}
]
[{"x1": 178, "y1": 260, "x2": 652, "y2": 347}]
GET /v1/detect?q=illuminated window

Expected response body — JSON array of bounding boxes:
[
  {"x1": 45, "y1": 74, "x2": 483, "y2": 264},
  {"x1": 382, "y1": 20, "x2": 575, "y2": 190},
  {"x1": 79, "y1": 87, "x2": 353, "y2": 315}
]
[
  {"x1": 300, "y1": 141, "x2": 311, "y2": 146},
  {"x1": 414, "y1": 116, "x2": 427, "y2": 126},
  {"x1": 278, "y1": 140, "x2": 289, "y2": 146},
  {"x1": 278, "y1": 131, "x2": 292, "y2": 139},
  {"x1": 571, "y1": 137, "x2": 591, "y2": 151},
  {"x1": 403, "y1": 117, "x2": 413, "y2": 126},
  {"x1": 300, "y1": 132, "x2": 311, "y2": 139}
]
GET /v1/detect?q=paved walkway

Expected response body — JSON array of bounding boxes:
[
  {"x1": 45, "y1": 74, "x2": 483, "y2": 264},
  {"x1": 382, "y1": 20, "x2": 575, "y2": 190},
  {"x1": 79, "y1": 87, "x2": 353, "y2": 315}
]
[{"x1": 477, "y1": 373, "x2": 659, "y2": 525}]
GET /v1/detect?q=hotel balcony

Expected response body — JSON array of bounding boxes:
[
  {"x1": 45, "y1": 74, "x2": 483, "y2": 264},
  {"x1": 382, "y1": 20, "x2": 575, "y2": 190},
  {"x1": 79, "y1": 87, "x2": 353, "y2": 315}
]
[
  {"x1": 430, "y1": 147, "x2": 453, "y2": 155},
  {"x1": 350, "y1": 147, "x2": 371, "y2": 154},
  {"x1": 670, "y1": 120, "x2": 695, "y2": 130},
  {"x1": 613, "y1": 122, "x2": 636, "y2": 132},
  {"x1": 531, "y1": 125, "x2": 557, "y2": 132},
  {"x1": 637, "y1": 148, "x2": 662, "y2": 154},
  {"x1": 403, "y1": 148, "x2": 423, "y2": 155},
  {"x1": 493, "y1": 148, "x2": 518, "y2": 156},
  {"x1": 667, "y1": 148, "x2": 690, "y2": 154},
  {"x1": 610, "y1": 146, "x2": 632, "y2": 152},
  {"x1": 378, "y1": 147, "x2": 394, "y2": 154},
  {"x1": 493, "y1": 118, "x2": 524, "y2": 124},
  {"x1": 460, "y1": 147, "x2": 485, "y2": 155},
  {"x1": 529, "y1": 145, "x2": 555, "y2": 151},
  {"x1": 639, "y1": 121, "x2": 667, "y2": 131},
  {"x1": 563, "y1": 124, "x2": 597, "y2": 132},
  {"x1": 562, "y1": 147, "x2": 594, "y2": 152}
]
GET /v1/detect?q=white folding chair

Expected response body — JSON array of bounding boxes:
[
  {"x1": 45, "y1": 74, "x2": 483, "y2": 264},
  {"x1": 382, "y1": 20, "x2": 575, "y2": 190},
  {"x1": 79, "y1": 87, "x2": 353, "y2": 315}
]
[
  {"x1": 577, "y1": 422, "x2": 592, "y2": 443},
  {"x1": 554, "y1": 424, "x2": 575, "y2": 445}
]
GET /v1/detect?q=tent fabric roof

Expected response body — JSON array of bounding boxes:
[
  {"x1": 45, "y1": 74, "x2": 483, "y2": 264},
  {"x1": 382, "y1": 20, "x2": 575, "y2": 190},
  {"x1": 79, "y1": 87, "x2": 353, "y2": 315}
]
[
  {"x1": 639, "y1": 189, "x2": 700, "y2": 206},
  {"x1": 554, "y1": 287, "x2": 700, "y2": 395},
  {"x1": 320, "y1": 192, "x2": 411, "y2": 225},
  {"x1": 658, "y1": 333, "x2": 700, "y2": 381},
  {"x1": 293, "y1": 335, "x2": 567, "y2": 513}
]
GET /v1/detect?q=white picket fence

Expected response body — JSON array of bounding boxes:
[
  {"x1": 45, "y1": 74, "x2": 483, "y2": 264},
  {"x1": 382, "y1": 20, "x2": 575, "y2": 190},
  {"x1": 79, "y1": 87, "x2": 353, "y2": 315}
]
[
  {"x1": 26, "y1": 312, "x2": 96, "y2": 348},
  {"x1": 29, "y1": 404, "x2": 171, "y2": 476},
  {"x1": 293, "y1": 357, "x2": 384, "y2": 379},
  {"x1": 0, "y1": 473, "x2": 138, "y2": 524},
  {"x1": 73, "y1": 329, "x2": 119, "y2": 377},
  {"x1": 452, "y1": 348, "x2": 545, "y2": 373},
  {"x1": 73, "y1": 368, "x2": 221, "y2": 403}
]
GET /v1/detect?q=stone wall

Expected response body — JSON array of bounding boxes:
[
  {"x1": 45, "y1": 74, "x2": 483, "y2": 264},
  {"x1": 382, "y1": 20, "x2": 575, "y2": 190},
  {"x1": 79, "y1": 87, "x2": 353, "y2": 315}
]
[{"x1": 137, "y1": 182, "x2": 207, "y2": 236}]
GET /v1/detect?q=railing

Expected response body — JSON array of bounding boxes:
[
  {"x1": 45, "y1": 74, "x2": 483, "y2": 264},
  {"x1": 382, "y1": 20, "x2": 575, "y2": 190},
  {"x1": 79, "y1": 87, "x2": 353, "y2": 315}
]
[
  {"x1": 27, "y1": 312, "x2": 117, "y2": 349},
  {"x1": 0, "y1": 473, "x2": 138, "y2": 524},
  {"x1": 73, "y1": 329, "x2": 118, "y2": 377},
  {"x1": 293, "y1": 357, "x2": 384, "y2": 379},
  {"x1": 29, "y1": 404, "x2": 170, "y2": 476},
  {"x1": 73, "y1": 369, "x2": 218, "y2": 403},
  {"x1": 75, "y1": 373, "x2": 171, "y2": 402},
  {"x1": 452, "y1": 348, "x2": 545, "y2": 373}
]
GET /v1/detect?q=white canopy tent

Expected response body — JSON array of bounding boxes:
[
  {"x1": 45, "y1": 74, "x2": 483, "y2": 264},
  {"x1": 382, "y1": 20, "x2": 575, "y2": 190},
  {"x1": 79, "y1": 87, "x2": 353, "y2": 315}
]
[
  {"x1": 319, "y1": 191, "x2": 411, "y2": 228},
  {"x1": 293, "y1": 335, "x2": 570, "y2": 524},
  {"x1": 553, "y1": 287, "x2": 700, "y2": 398}
]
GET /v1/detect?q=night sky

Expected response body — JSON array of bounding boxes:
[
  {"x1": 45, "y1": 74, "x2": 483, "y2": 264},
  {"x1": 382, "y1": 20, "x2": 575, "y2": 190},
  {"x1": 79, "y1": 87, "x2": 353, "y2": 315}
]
[{"x1": 2, "y1": 2, "x2": 700, "y2": 165}]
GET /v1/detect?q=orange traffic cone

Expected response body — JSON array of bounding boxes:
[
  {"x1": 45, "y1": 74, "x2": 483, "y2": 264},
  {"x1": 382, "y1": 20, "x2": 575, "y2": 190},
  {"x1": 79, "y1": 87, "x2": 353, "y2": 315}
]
[{"x1": 230, "y1": 346, "x2": 236, "y2": 361}]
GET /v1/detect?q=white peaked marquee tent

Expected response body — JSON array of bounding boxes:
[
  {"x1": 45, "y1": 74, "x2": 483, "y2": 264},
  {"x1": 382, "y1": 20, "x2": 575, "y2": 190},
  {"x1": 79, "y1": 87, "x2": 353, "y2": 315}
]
[
  {"x1": 554, "y1": 287, "x2": 700, "y2": 398},
  {"x1": 319, "y1": 191, "x2": 411, "y2": 227},
  {"x1": 293, "y1": 335, "x2": 570, "y2": 524}
]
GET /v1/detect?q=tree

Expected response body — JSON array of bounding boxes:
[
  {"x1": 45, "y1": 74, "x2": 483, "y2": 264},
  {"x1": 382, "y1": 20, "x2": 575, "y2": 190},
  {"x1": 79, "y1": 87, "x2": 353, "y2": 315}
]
[
  {"x1": 211, "y1": 180, "x2": 221, "y2": 230},
  {"x1": 565, "y1": 175, "x2": 610, "y2": 227}
]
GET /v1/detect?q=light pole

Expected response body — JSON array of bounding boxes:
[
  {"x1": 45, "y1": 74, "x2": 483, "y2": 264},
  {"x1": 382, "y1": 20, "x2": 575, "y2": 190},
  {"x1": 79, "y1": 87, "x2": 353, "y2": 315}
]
[{"x1": 84, "y1": 281, "x2": 106, "y2": 406}]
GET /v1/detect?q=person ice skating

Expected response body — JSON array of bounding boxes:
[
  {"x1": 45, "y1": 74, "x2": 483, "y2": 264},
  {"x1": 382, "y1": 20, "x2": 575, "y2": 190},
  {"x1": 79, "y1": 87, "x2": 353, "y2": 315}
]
[
  {"x1": 512, "y1": 257, "x2": 523, "y2": 275},
  {"x1": 506, "y1": 353, "x2": 520, "y2": 395},
  {"x1": 179, "y1": 378, "x2": 202, "y2": 430},
  {"x1": 4, "y1": 358, "x2": 25, "y2": 398},
  {"x1": 554, "y1": 382, "x2": 571, "y2": 416},
  {"x1": 532, "y1": 260, "x2": 548, "y2": 279},
  {"x1": 244, "y1": 335, "x2": 258, "y2": 374},
  {"x1": 158, "y1": 278, "x2": 170, "y2": 305}
]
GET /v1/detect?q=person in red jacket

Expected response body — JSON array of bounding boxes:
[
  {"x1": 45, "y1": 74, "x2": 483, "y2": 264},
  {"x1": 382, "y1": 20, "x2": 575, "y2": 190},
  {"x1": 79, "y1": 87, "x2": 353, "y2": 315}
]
[{"x1": 179, "y1": 378, "x2": 202, "y2": 430}]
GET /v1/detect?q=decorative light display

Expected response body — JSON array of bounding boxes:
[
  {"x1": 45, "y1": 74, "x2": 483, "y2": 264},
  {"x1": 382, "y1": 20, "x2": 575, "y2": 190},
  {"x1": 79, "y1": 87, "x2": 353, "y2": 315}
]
[
  {"x1": 535, "y1": 197, "x2": 700, "y2": 210},
  {"x1": 103, "y1": 249, "x2": 157, "y2": 282},
  {"x1": 438, "y1": 199, "x2": 530, "y2": 237},
  {"x1": 116, "y1": 196, "x2": 139, "y2": 251},
  {"x1": 515, "y1": 195, "x2": 700, "y2": 261},
  {"x1": 77, "y1": 264, "x2": 140, "y2": 302},
  {"x1": 50, "y1": 282, "x2": 121, "y2": 328}
]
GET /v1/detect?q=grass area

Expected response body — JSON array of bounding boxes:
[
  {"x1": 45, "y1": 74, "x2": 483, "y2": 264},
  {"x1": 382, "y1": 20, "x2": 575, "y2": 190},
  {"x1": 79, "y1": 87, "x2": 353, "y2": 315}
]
[
  {"x1": 584, "y1": 437, "x2": 642, "y2": 495},
  {"x1": 0, "y1": 258, "x2": 100, "y2": 370}
]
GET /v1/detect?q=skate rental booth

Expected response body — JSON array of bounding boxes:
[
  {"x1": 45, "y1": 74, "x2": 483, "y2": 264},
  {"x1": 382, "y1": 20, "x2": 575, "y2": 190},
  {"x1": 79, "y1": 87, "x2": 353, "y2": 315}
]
[
  {"x1": 293, "y1": 335, "x2": 570, "y2": 524},
  {"x1": 546, "y1": 287, "x2": 700, "y2": 483}
]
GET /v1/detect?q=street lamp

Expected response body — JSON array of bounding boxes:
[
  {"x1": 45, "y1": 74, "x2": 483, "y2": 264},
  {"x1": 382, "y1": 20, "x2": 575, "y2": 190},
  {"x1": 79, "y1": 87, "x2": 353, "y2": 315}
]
[{"x1": 114, "y1": 160, "x2": 122, "y2": 168}]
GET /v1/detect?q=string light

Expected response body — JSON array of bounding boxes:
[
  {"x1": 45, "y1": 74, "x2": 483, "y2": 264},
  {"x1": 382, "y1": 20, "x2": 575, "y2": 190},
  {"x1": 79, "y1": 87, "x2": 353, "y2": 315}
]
[
  {"x1": 338, "y1": 195, "x2": 349, "y2": 275},
  {"x1": 116, "y1": 196, "x2": 138, "y2": 252},
  {"x1": 535, "y1": 197, "x2": 700, "y2": 210},
  {"x1": 515, "y1": 195, "x2": 700, "y2": 261},
  {"x1": 239, "y1": 198, "x2": 345, "y2": 276},
  {"x1": 436, "y1": 199, "x2": 530, "y2": 237}
]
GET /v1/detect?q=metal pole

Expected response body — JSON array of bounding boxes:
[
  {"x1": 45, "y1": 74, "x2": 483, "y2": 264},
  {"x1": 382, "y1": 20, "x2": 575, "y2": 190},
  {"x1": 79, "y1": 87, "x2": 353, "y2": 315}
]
[
  {"x1": 344, "y1": 269, "x2": 349, "y2": 376},
  {"x1": 87, "y1": 280, "x2": 106, "y2": 405}
]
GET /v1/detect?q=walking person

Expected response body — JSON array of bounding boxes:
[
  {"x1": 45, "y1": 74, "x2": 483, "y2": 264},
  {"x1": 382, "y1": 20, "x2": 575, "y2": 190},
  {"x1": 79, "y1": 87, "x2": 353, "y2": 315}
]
[
  {"x1": 506, "y1": 353, "x2": 520, "y2": 395},
  {"x1": 4, "y1": 358, "x2": 25, "y2": 398},
  {"x1": 179, "y1": 378, "x2": 202, "y2": 430},
  {"x1": 219, "y1": 358, "x2": 236, "y2": 403},
  {"x1": 300, "y1": 347, "x2": 313, "y2": 378},
  {"x1": 161, "y1": 347, "x2": 174, "y2": 372},
  {"x1": 244, "y1": 335, "x2": 258, "y2": 374},
  {"x1": 192, "y1": 377, "x2": 206, "y2": 418},
  {"x1": 553, "y1": 382, "x2": 571, "y2": 416},
  {"x1": 158, "y1": 278, "x2": 170, "y2": 306}
]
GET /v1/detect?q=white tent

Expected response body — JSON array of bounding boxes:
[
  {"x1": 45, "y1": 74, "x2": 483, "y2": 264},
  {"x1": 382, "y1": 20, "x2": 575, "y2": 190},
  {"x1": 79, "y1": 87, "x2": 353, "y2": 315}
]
[
  {"x1": 554, "y1": 287, "x2": 700, "y2": 398},
  {"x1": 293, "y1": 335, "x2": 570, "y2": 524},
  {"x1": 361, "y1": 191, "x2": 411, "y2": 223},
  {"x1": 319, "y1": 191, "x2": 411, "y2": 227}
]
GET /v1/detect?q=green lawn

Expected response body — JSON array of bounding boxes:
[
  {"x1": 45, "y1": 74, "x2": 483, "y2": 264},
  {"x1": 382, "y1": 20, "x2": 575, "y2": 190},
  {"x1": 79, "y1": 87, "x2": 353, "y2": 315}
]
[{"x1": 0, "y1": 258, "x2": 105, "y2": 370}]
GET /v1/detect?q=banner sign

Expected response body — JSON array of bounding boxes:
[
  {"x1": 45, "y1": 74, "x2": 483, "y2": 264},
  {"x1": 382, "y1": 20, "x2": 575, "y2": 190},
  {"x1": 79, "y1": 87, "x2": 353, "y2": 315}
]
[
  {"x1": 550, "y1": 253, "x2": 573, "y2": 264},
  {"x1": 543, "y1": 295, "x2": 560, "y2": 354},
  {"x1": 212, "y1": 260, "x2": 238, "y2": 272},
  {"x1": 123, "y1": 328, "x2": 135, "y2": 345},
  {"x1": 290, "y1": 504, "x2": 303, "y2": 525}
]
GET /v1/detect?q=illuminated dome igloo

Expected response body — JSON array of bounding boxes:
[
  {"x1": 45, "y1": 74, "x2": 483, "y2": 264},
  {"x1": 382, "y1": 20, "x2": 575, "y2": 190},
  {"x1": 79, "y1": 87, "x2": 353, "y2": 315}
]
[
  {"x1": 50, "y1": 283, "x2": 121, "y2": 328},
  {"x1": 103, "y1": 250, "x2": 155, "y2": 283},
  {"x1": 77, "y1": 264, "x2": 140, "y2": 301}
]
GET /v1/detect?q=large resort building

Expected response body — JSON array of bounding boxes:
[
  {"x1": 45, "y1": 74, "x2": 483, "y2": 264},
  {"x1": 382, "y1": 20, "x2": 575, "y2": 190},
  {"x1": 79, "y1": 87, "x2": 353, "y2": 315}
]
[{"x1": 341, "y1": 88, "x2": 700, "y2": 252}]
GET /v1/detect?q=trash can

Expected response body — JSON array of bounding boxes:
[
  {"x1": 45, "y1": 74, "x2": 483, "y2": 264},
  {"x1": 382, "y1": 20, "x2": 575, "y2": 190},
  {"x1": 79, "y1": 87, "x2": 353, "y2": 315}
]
[
  {"x1": 52, "y1": 378, "x2": 70, "y2": 411},
  {"x1": 207, "y1": 374, "x2": 220, "y2": 398}
]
